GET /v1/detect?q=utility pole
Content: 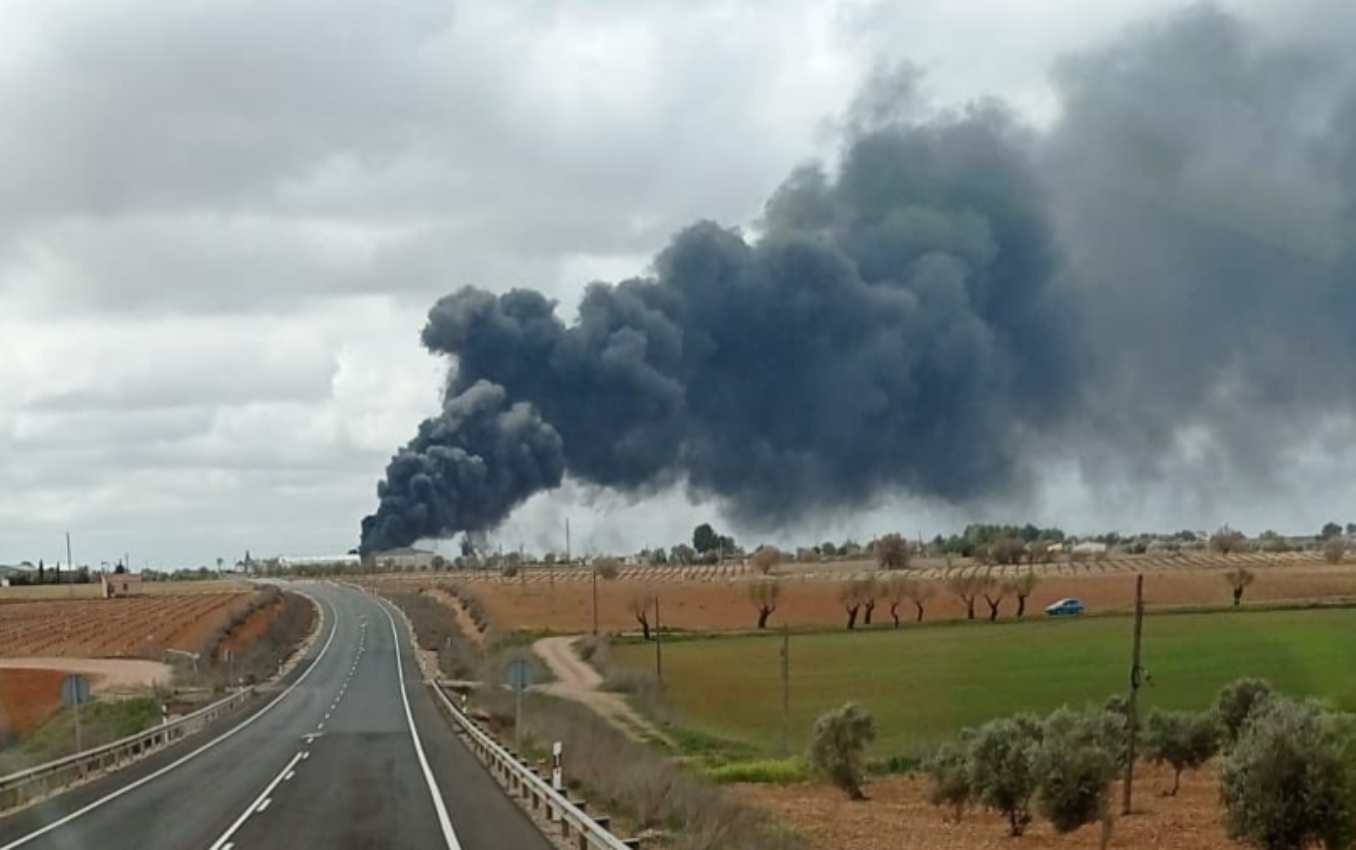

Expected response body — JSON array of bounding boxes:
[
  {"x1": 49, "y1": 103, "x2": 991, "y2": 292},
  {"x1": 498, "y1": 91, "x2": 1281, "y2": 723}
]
[
  {"x1": 591, "y1": 563, "x2": 599, "y2": 636},
  {"x1": 654, "y1": 595, "x2": 663, "y2": 688},
  {"x1": 780, "y1": 625, "x2": 790, "y2": 756},
  {"x1": 66, "y1": 532, "x2": 73, "y2": 576},
  {"x1": 1122, "y1": 573, "x2": 1145, "y2": 816},
  {"x1": 565, "y1": 518, "x2": 571, "y2": 566}
]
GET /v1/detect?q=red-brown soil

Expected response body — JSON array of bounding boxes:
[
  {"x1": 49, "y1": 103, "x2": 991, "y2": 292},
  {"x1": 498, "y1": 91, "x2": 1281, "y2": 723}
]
[
  {"x1": 0, "y1": 669, "x2": 66, "y2": 738},
  {"x1": 733, "y1": 762, "x2": 1236, "y2": 850},
  {"x1": 218, "y1": 599, "x2": 282, "y2": 656},
  {"x1": 0, "y1": 593, "x2": 257, "y2": 658},
  {"x1": 370, "y1": 561, "x2": 1356, "y2": 634}
]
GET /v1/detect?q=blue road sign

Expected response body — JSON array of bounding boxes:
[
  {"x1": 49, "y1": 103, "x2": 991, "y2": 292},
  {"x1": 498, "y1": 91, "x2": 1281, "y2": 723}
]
[{"x1": 60, "y1": 674, "x2": 90, "y2": 707}]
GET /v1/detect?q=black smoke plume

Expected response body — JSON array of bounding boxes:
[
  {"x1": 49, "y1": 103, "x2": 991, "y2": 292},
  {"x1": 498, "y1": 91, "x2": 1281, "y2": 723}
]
[{"x1": 362, "y1": 5, "x2": 1356, "y2": 552}]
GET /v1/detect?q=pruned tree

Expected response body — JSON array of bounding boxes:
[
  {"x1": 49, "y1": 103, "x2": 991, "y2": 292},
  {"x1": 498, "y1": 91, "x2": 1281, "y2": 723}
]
[
  {"x1": 875, "y1": 533, "x2": 910, "y2": 570},
  {"x1": 1224, "y1": 566, "x2": 1255, "y2": 608},
  {"x1": 1004, "y1": 571, "x2": 1040, "y2": 618},
  {"x1": 748, "y1": 579, "x2": 781, "y2": 629},
  {"x1": 750, "y1": 545, "x2": 782, "y2": 575},
  {"x1": 883, "y1": 576, "x2": 913, "y2": 628},
  {"x1": 1144, "y1": 709, "x2": 1220, "y2": 796},
  {"x1": 861, "y1": 578, "x2": 879, "y2": 625},
  {"x1": 1323, "y1": 537, "x2": 1346, "y2": 565},
  {"x1": 807, "y1": 702, "x2": 877, "y2": 800},
  {"x1": 904, "y1": 579, "x2": 936, "y2": 622},
  {"x1": 627, "y1": 590, "x2": 657, "y2": 640},
  {"x1": 1220, "y1": 697, "x2": 1356, "y2": 850},
  {"x1": 946, "y1": 573, "x2": 982, "y2": 620},
  {"x1": 838, "y1": 579, "x2": 874, "y2": 629},
  {"x1": 979, "y1": 575, "x2": 1007, "y2": 622}
]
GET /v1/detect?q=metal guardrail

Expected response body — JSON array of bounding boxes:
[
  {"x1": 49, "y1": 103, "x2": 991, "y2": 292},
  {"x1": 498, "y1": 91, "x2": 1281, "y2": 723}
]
[
  {"x1": 0, "y1": 687, "x2": 252, "y2": 813},
  {"x1": 429, "y1": 683, "x2": 640, "y2": 850}
]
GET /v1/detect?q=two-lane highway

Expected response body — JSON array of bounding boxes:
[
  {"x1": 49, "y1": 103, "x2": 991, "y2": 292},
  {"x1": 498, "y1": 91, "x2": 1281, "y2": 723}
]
[{"x1": 0, "y1": 582, "x2": 552, "y2": 850}]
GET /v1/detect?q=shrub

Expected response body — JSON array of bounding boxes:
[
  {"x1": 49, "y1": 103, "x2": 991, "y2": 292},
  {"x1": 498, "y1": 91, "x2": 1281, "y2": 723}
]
[
  {"x1": 990, "y1": 537, "x2": 1026, "y2": 566},
  {"x1": 593, "y1": 558, "x2": 621, "y2": 580},
  {"x1": 1143, "y1": 709, "x2": 1220, "y2": 795},
  {"x1": 1224, "y1": 566, "x2": 1256, "y2": 607},
  {"x1": 1220, "y1": 697, "x2": 1356, "y2": 850},
  {"x1": 967, "y1": 715, "x2": 1042, "y2": 835},
  {"x1": 925, "y1": 741, "x2": 973, "y2": 821},
  {"x1": 747, "y1": 579, "x2": 781, "y2": 629},
  {"x1": 1215, "y1": 678, "x2": 1274, "y2": 746},
  {"x1": 1324, "y1": 538, "x2": 1346, "y2": 565},
  {"x1": 806, "y1": 703, "x2": 877, "y2": 800},
  {"x1": 1035, "y1": 707, "x2": 1118, "y2": 834},
  {"x1": 875, "y1": 533, "x2": 911, "y2": 570},
  {"x1": 750, "y1": 546, "x2": 782, "y2": 575}
]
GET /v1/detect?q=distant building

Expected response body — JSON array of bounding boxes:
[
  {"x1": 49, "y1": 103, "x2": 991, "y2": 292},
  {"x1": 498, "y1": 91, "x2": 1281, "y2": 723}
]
[
  {"x1": 1071, "y1": 542, "x2": 1108, "y2": 555},
  {"x1": 278, "y1": 554, "x2": 362, "y2": 569},
  {"x1": 101, "y1": 572, "x2": 143, "y2": 598},
  {"x1": 374, "y1": 547, "x2": 437, "y2": 570}
]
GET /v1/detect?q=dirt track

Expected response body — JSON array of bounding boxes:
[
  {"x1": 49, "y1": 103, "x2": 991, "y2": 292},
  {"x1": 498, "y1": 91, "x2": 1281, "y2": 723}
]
[
  {"x1": 532, "y1": 636, "x2": 673, "y2": 746},
  {"x1": 0, "y1": 658, "x2": 171, "y2": 694}
]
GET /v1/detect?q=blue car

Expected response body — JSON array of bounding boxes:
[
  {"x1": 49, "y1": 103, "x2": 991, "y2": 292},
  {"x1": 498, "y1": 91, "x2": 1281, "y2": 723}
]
[{"x1": 1044, "y1": 597, "x2": 1085, "y2": 617}]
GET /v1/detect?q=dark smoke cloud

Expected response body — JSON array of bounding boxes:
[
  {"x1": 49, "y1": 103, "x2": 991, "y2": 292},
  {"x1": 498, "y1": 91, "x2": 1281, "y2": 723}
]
[{"x1": 362, "y1": 4, "x2": 1356, "y2": 551}]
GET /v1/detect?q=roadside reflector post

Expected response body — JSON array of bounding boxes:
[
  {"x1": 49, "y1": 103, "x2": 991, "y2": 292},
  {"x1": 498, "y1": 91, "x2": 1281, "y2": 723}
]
[{"x1": 552, "y1": 740, "x2": 563, "y2": 791}]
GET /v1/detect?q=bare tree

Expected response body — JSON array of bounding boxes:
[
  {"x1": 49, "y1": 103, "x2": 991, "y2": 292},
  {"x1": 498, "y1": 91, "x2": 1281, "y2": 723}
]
[
  {"x1": 980, "y1": 575, "x2": 1007, "y2": 622},
  {"x1": 946, "y1": 573, "x2": 982, "y2": 620},
  {"x1": 1211, "y1": 526, "x2": 1247, "y2": 556},
  {"x1": 628, "y1": 590, "x2": 657, "y2": 639},
  {"x1": 883, "y1": 576, "x2": 910, "y2": 627},
  {"x1": 838, "y1": 579, "x2": 873, "y2": 630},
  {"x1": 748, "y1": 579, "x2": 781, "y2": 629},
  {"x1": 1002, "y1": 571, "x2": 1041, "y2": 618},
  {"x1": 905, "y1": 580, "x2": 936, "y2": 622},
  {"x1": 750, "y1": 546, "x2": 782, "y2": 575},
  {"x1": 990, "y1": 538, "x2": 1026, "y2": 566},
  {"x1": 876, "y1": 533, "x2": 911, "y2": 570},
  {"x1": 1223, "y1": 567, "x2": 1255, "y2": 608},
  {"x1": 861, "y1": 578, "x2": 879, "y2": 625}
]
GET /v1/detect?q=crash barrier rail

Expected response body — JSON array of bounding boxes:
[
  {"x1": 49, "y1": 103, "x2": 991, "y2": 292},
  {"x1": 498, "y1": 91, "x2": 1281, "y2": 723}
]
[
  {"x1": 430, "y1": 683, "x2": 642, "y2": 850},
  {"x1": 0, "y1": 687, "x2": 251, "y2": 813}
]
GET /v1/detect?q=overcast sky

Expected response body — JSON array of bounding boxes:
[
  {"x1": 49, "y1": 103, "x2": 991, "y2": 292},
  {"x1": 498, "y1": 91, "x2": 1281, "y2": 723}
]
[{"x1": 2, "y1": 0, "x2": 1350, "y2": 568}]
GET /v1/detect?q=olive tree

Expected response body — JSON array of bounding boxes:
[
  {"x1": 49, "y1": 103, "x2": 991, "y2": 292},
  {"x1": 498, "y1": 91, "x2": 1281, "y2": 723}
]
[
  {"x1": 967, "y1": 715, "x2": 1043, "y2": 835},
  {"x1": 807, "y1": 702, "x2": 877, "y2": 800},
  {"x1": 1143, "y1": 709, "x2": 1220, "y2": 796},
  {"x1": 925, "y1": 740, "x2": 972, "y2": 821},
  {"x1": 1034, "y1": 707, "x2": 1119, "y2": 834},
  {"x1": 1220, "y1": 697, "x2": 1356, "y2": 850},
  {"x1": 1224, "y1": 566, "x2": 1256, "y2": 608},
  {"x1": 747, "y1": 579, "x2": 781, "y2": 629},
  {"x1": 1215, "y1": 678, "x2": 1274, "y2": 746}
]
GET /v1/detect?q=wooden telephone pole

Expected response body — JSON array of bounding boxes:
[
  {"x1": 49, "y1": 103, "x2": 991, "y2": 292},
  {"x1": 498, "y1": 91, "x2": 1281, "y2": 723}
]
[
  {"x1": 654, "y1": 595, "x2": 663, "y2": 688},
  {"x1": 1122, "y1": 574, "x2": 1145, "y2": 816},
  {"x1": 780, "y1": 626, "x2": 790, "y2": 755}
]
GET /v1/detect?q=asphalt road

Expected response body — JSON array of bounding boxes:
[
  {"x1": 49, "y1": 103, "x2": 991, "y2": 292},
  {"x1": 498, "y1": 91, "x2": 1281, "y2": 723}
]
[{"x1": 0, "y1": 582, "x2": 553, "y2": 850}]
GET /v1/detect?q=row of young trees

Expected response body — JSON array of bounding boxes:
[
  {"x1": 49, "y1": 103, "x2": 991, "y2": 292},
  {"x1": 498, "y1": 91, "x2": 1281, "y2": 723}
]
[{"x1": 807, "y1": 679, "x2": 1356, "y2": 850}]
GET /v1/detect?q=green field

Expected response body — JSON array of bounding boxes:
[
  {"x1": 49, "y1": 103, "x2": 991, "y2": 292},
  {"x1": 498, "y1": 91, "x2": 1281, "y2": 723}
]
[{"x1": 611, "y1": 608, "x2": 1356, "y2": 755}]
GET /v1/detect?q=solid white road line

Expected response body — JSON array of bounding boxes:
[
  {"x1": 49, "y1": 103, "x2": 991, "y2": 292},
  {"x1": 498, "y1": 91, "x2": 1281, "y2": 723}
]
[
  {"x1": 207, "y1": 751, "x2": 301, "y2": 850},
  {"x1": 0, "y1": 595, "x2": 340, "y2": 850},
  {"x1": 380, "y1": 600, "x2": 462, "y2": 850}
]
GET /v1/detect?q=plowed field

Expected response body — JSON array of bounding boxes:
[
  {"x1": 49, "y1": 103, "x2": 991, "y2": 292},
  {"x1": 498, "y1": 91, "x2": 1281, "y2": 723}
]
[{"x1": 0, "y1": 593, "x2": 256, "y2": 658}]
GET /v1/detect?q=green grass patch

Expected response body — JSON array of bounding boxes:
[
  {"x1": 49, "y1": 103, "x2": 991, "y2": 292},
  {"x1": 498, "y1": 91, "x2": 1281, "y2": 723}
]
[
  {"x1": 706, "y1": 757, "x2": 808, "y2": 785},
  {"x1": 1, "y1": 697, "x2": 161, "y2": 771},
  {"x1": 613, "y1": 607, "x2": 1356, "y2": 755}
]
